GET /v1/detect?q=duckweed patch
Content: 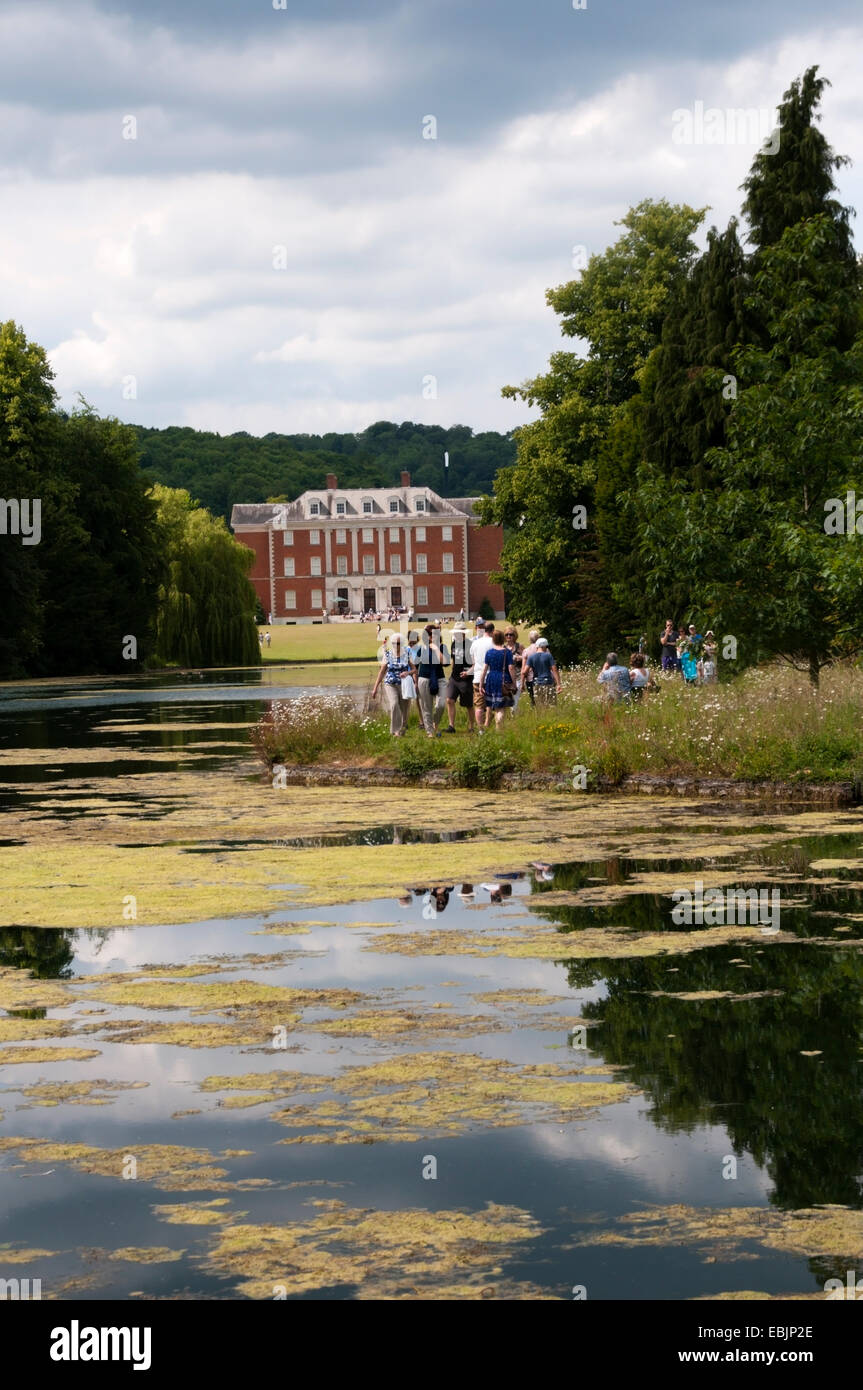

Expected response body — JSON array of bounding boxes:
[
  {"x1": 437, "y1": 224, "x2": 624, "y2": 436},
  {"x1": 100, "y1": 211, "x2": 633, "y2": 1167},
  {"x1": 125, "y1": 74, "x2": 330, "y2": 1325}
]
[
  {"x1": 0, "y1": 967, "x2": 73, "y2": 1012},
  {"x1": 571, "y1": 1203, "x2": 863, "y2": 1263},
  {"x1": 200, "y1": 1201, "x2": 545, "y2": 1299},
  {"x1": 364, "y1": 923, "x2": 798, "y2": 962},
  {"x1": 99, "y1": 1021, "x2": 277, "y2": 1049},
  {"x1": 16, "y1": 1079, "x2": 149, "y2": 1108},
  {"x1": 0, "y1": 1138, "x2": 265, "y2": 1193},
  {"x1": 0, "y1": 1046, "x2": 101, "y2": 1065},
  {"x1": 0, "y1": 1017, "x2": 73, "y2": 1043},
  {"x1": 79, "y1": 978, "x2": 358, "y2": 1014},
  {"x1": 11, "y1": 766, "x2": 859, "y2": 928},
  {"x1": 153, "y1": 1200, "x2": 234, "y2": 1226},
  {"x1": 0, "y1": 1245, "x2": 58, "y2": 1263},
  {"x1": 200, "y1": 1050, "x2": 637, "y2": 1143},
  {"x1": 104, "y1": 1247, "x2": 186, "y2": 1263},
  {"x1": 310, "y1": 1008, "x2": 503, "y2": 1040}
]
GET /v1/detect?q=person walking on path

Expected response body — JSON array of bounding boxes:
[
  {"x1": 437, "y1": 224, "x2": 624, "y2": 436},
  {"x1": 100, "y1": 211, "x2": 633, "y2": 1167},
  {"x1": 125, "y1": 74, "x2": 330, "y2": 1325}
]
[
  {"x1": 520, "y1": 629, "x2": 540, "y2": 706},
  {"x1": 470, "y1": 620, "x2": 495, "y2": 730},
  {"x1": 481, "y1": 630, "x2": 516, "y2": 728},
  {"x1": 371, "y1": 634, "x2": 417, "y2": 737},
  {"x1": 522, "y1": 636, "x2": 561, "y2": 704},
  {"x1": 502, "y1": 627, "x2": 525, "y2": 713},
  {"x1": 416, "y1": 623, "x2": 450, "y2": 737},
  {"x1": 444, "y1": 623, "x2": 476, "y2": 735},
  {"x1": 597, "y1": 652, "x2": 632, "y2": 700},
  {"x1": 406, "y1": 629, "x2": 423, "y2": 727}
]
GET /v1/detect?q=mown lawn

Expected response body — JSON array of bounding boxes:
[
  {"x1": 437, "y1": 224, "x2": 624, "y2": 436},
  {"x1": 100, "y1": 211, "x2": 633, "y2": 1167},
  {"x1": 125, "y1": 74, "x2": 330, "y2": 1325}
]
[{"x1": 258, "y1": 619, "x2": 531, "y2": 664}]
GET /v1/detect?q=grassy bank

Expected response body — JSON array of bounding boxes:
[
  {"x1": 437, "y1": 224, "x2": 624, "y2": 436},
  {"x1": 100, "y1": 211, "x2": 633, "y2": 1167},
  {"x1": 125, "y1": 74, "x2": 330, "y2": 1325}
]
[{"x1": 251, "y1": 663, "x2": 863, "y2": 788}]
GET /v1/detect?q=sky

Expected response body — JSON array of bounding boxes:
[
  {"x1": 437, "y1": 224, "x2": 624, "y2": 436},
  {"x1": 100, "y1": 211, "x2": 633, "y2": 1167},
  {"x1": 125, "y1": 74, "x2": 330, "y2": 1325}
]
[{"x1": 1, "y1": 0, "x2": 861, "y2": 438}]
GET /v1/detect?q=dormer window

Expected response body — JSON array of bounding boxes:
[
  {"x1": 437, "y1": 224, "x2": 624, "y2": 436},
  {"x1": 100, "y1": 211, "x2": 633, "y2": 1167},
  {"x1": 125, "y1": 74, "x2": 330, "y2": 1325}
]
[
  {"x1": 362, "y1": 499, "x2": 373, "y2": 515},
  {"x1": 415, "y1": 497, "x2": 426, "y2": 513},
  {"x1": 336, "y1": 500, "x2": 346, "y2": 516},
  {"x1": 309, "y1": 501, "x2": 321, "y2": 517},
  {"x1": 389, "y1": 498, "x2": 400, "y2": 514}
]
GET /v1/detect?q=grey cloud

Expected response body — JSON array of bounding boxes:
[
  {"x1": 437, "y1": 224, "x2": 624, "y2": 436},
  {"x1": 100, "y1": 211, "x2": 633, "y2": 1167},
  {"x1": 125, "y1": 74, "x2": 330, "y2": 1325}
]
[{"x1": 1, "y1": 0, "x2": 859, "y2": 179}]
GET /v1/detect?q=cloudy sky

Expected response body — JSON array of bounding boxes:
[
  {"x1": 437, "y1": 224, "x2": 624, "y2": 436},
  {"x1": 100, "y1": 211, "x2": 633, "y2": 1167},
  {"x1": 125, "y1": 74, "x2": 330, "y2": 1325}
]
[{"x1": 1, "y1": 0, "x2": 861, "y2": 437}]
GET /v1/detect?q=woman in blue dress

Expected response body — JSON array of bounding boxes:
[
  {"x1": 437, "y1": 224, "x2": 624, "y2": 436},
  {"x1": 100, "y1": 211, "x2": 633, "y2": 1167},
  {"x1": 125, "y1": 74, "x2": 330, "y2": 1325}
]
[{"x1": 481, "y1": 630, "x2": 515, "y2": 728}]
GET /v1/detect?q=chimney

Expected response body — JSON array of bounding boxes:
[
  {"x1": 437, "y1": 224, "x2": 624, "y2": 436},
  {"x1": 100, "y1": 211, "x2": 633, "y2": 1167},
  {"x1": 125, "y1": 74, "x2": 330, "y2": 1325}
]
[
  {"x1": 400, "y1": 470, "x2": 411, "y2": 488},
  {"x1": 325, "y1": 473, "x2": 338, "y2": 490}
]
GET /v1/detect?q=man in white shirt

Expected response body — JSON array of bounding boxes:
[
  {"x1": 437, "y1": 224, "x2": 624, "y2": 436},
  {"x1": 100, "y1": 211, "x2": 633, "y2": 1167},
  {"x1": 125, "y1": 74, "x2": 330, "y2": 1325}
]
[{"x1": 470, "y1": 621, "x2": 495, "y2": 730}]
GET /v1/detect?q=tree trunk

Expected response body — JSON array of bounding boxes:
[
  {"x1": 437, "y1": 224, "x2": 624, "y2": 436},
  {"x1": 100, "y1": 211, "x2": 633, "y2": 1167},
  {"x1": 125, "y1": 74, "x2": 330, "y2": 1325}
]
[{"x1": 808, "y1": 653, "x2": 820, "y2": 689}]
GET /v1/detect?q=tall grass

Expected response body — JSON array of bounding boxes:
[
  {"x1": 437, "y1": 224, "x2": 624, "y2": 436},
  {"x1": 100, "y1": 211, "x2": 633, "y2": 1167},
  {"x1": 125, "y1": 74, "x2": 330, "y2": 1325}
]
[
  {"x1": 251, "y1": 665, "x2": 863, "y2": 783},
  {"x1": 250, "y1": 693, "x2": 389, "y2": 766}
]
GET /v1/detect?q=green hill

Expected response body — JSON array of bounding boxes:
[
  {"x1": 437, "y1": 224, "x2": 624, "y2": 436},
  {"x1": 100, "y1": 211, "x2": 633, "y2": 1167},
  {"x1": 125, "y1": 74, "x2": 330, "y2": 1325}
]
[{"x1": 132, "y1": 420, "x2": 516, "y2": 522}]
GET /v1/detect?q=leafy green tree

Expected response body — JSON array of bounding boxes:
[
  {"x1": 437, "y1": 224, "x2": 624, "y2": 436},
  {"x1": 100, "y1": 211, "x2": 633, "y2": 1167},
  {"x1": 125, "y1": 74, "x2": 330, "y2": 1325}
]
[
  {"x1": 0, "y1": 321, "x2": 59, "y2": 676},
  {"x1": 630, "y1": 69, "x2": 860, "y2": 663},
  {"x1": 38, "y1": 403, "x2": 162, "y2": 674},
  {"x1": 638, "y1": 216, "x2": 863, "y2": 682},
  {"x1": 480, "y1": 200, "x2": 705, "y2": 661},
  {"x1": 641, "y1": 219, "x2": 753, "y2": 490},
  {"x1": 152, "y1": 485, "x2": 261, "y2": 669},
  {"x1": 626, "y1": 221, "x2": 754, "y2": 641},
  {"x1": 742, "y1": 68, "x2": 857, "y2": 287}
]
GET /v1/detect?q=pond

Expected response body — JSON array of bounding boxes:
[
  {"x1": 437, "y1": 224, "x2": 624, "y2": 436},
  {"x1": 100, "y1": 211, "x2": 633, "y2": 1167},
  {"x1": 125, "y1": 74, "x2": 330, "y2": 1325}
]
[{"x1": 2, "y1": 667, "x2": 863, "y2": 1300}]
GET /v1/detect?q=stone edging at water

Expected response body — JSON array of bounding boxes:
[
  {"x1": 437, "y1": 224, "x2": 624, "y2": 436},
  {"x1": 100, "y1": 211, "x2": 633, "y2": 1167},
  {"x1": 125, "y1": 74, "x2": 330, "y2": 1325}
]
[{"x1": 271, "y1": 766, "x2": 860, "y2": 803}]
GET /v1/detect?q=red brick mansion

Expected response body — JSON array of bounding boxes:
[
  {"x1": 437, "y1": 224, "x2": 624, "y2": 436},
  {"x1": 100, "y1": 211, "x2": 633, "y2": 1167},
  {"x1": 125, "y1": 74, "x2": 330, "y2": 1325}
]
[{"x1": 230, "y1": 472, "x2": 505, "y2": 621}]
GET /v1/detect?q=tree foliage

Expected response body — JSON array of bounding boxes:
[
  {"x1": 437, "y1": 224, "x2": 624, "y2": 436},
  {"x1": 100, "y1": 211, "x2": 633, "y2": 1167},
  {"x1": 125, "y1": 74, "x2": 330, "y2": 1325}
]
[
  {"x1": 481, "y1": 199, "x2": 705, "y2": 659},
  {"x1": 0, "y1": 322, "x2": 162, "y2": 677},
  {"x1": 151, "y1": 485, "x2": 261, "y2": 669},
  {"x1": 135, "y1": 421, "x2": 515, "y2": 522},
  {"x1": 489, "y1": 67, "x2": 863, "y2": 677}
]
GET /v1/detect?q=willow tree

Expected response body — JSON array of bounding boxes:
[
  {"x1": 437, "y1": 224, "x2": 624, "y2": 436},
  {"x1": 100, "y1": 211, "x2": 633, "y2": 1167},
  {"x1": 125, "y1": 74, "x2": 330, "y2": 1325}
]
[{"x1": 151, "y1": 485, "x2": 261, "y2": 669}]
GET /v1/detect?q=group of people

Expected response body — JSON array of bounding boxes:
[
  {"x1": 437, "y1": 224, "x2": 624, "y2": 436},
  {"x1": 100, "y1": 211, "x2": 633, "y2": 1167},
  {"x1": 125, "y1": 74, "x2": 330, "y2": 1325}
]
[
  {"x1": 659, "y1": 621, "x2": 718, "y2": 685},
  {"x1": 370, "y1": 617, "x2": 563, "y2": 737},
  {"x1": 364, "y1": 605, "x2": 415, "y2": 624},
  {"x1": 595, "y1": 622, "x2": 719, "y2": 701}
]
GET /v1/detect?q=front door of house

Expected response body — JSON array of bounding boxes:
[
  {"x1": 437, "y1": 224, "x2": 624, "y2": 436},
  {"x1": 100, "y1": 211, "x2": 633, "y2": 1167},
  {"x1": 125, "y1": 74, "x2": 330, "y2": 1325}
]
[
  {"x1": 337, "y1": 587, "x2": 349, "y2": 614},
  {"x1": 390, "y1": 586, "x2": 402, "y2": 608},
  {"x1": 363, "y1": 589, "x2": 376, "y2": 612}
]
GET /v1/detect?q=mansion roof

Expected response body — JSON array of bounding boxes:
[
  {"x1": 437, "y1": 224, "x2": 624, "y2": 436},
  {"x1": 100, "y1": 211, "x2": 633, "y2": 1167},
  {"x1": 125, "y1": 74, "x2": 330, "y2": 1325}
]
[{"x1": 231, "y1": 487, "x2": 481, "y2": 529}]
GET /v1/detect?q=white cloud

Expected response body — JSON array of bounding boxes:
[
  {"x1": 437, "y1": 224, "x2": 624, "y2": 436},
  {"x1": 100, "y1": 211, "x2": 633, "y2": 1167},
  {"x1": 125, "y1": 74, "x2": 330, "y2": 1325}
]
[{"x1": 0, "y1": 14, "x2": 860, "y2": 435}]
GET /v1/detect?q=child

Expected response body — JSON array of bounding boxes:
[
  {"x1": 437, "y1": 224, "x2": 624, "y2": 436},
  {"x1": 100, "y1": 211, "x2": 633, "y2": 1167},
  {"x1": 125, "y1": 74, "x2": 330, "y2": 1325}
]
[{"x1": 701, "y1": 631, "x2": 718, "y2": 684}]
